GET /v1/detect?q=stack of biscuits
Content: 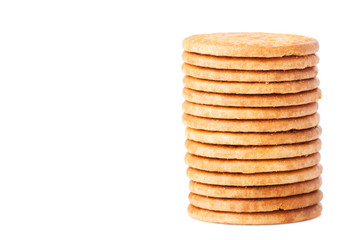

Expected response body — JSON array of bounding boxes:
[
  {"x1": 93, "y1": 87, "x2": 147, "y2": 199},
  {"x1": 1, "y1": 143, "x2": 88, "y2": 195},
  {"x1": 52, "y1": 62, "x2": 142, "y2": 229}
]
[{"x1": 181, "y1": 33, "x2": 323, "y2": 225}]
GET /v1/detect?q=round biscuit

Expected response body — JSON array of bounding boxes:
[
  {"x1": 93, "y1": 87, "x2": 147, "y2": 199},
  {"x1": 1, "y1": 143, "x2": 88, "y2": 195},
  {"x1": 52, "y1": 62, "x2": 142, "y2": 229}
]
[
  {"x1": 182, "y1": 51, "x2": 319, "y2": 70},
  {"x1": 189, "y1": 177, "x2": 322, "y2": 198},
  {"x1": 182, "y1": 101, "x2": 318, "y2": 120},
  {"x1": 185, "y1": 139, "x2": 321, "y2": 159},
  {"x1": 183, "y1": 87, "x2": 322, "y2": 107},
  {"x1": 186, "y1": 164, "x2": 322, "y2": 186},
  {"x1": 182, "y1": 113, "x2": 320, "y2": 132},
  {"x1": 183, "y1": 75, "x2": 320, "y2": 94},
  {"x1": 187, "y1": 203, "x2": 322, "y2": 225},
  {"x1": 182, "y1": 63, "x2": 318, "y2": 82},
  {"x1": 185, "y1": 152, "x2": 321, "y2": 173},
  {"x1": 182, "y1": 32, "x2": 319, "y2": 57},
  {"x1": 185, "y1": 126, "x2": 321, "y2": 145},
  {"x1": 189, "y1": 190, "x2": 323, "y2": 212}
]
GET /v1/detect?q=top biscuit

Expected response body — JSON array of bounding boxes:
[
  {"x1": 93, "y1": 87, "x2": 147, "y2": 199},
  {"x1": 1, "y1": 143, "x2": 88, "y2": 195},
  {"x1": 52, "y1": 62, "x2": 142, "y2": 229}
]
[{"x1": 183, "y1": 32, "x2": 319, "y2": 57}]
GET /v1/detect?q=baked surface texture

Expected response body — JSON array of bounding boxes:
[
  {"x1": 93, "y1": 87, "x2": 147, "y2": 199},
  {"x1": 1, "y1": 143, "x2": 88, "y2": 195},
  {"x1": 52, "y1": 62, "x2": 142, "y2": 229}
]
[
  {"x1": 182, "y1": 32, "x2": 319, "y2": 57},
  {"x1": 182, "y1": 113, "x2": 320, "y2": 132},
  {"x1": 186, "y1": 164, "x2": 322, "y2": 186},
  {"x1": 185, "y1": 152, "x2": 321, "y2": 173},
  {"x1": 183, "y1": 87, "x2": 322, "y2": 107},
  {"x1": 187, "y1": 203, "x2": 322, "y2": 225},
  {"x1": 189, "y1": 177, "x2": 322, "y2": 198},
  {"x1": 182, "y1": 51, "x2": 319, "y2": 70},
  {"x1": 182, "y1": 63, "x2": 318, "y2": 82},
  {"x1": 185, "y1": 139, "x2": 321, "y2": 159},
  {"x1": 185, "y1": 126, "x2": 321, "y2": 145},
  {"x1": 183, "y1": 76, "x2": 320, "y2": 94},
  {"x1": 189, "y1": 190, "x2": 323, "y2": 212},
  {"x1": 182, "y1": 101, "x2": 318, "y2": 120}
]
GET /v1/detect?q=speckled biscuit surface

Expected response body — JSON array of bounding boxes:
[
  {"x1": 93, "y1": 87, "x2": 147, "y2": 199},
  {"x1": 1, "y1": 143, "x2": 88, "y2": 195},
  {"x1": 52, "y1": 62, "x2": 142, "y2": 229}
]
[
  {"x1": 182, "y1": 101, "x2": 318, "y2": 120},
  {"x1": 182, "y1": 113, "x2": 320, "y2": 132},
  {"x1": 182, "y1": 63, "x2": 318, "y2": 82},
  {"x1": 186, "y1": 164, "x2": 322, "y2": 186},
  {"x1": 185, "y1": 152, "x2": 321, "y2": 173},
  {"x1": 182, "y1": 32, "x2": 319, "y2": 57},
  {"x1": 185, "y1": 126, "x2": 321, "y2": 145},
  {"x1": 183, "y1": 76, "x2": 320, "y2": 94},
  {"x1": 185, "y1": 139, "x2": 321, "y2": 159},
  {"x1": 189, "y1": 177, "x2": 322, "y2": 198},
  {"x1": 189, "y1": 190, "x2": 322, "y2": 212},
  {"x1": 183, "y1": 87, "x2": 321, "y2": 107},
  {"x1": 187, "y1": 203, "x2": 322, "y2": 225},
  {"x1": 182, "y1": 51, "x2": 320, "y2": 70}
]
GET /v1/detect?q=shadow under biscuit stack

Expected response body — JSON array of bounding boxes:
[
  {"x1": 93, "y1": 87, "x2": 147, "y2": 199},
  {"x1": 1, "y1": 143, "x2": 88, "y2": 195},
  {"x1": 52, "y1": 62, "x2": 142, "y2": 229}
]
[{"x1": 181, "y1": 32, "x2": 323, "y2": 225}]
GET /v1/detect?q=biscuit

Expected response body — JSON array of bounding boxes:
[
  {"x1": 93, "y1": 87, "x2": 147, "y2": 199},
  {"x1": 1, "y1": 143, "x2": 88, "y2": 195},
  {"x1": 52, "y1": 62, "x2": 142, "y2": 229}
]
[
  {"x1": 182, "y1": 101, "x2": 318, "y2": 120},
  {"x1": 189, "y1": 190, "x2": 322, "y2": 212},
  {"x1": 187, "y1": 203, "x2": 322, "y2": 225},
  {"x1": 185, "y1": 139, "x2": 321, "y2": 159},
  {"x1": 182, "y1": 113, "x2": 320, "y2": 132},
  {"x1": 189, "y1": 177, "x2": 322, "y2": 198},
  {"x1": 182, "y1": 32, "x2": 319, "y2": 57},
  {"x1": 185, "y1": 126, "x2": 321, "y2": 145},
  {"x1": 182, "y1": 51, "x2": 320, "y2": 70},
  {"x1": 183, "y1": 87, "x2": 322, "y2": 107},
  {"x1": 185, "y1": 152, "x2": 321, "y2": 173},
  {"x1": 186, "y1": 164, "x2": 322, "y2": 186},
  {"x1": 182, "y1": 63, "x2": 318, "y2": 82},
  {"x1": 183, "y1": 76, "x2": 320, "y2": 94}
]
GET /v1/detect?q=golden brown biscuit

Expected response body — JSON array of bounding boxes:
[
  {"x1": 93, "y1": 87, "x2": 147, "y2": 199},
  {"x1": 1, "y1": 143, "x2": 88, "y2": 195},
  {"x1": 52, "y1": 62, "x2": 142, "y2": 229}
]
[
  {"x1": 185, "y1": 152, "x2": 321, "y2": 173},
  {"x1": 185, "y1": 126, "x2": 321, "y2": 145},
  {"x1": 189, "y1": 190, "x2": 322, "y2": 212},
  {"x1": 182, "y1": 63, "x2": 318, "y2": 82},
  {"x1": 189, "y1": 177, "x2": 322, "y2": 198},
  {"x1": 186, "y1": 164, "x2": 322, "y2": 186},
  {"x1": 182, "y1": 51, "x2": 319, "y2": 70},
  {"x1": 183, "y1": 87, "x2": 322, "y2": 107},
  {"x1": 185, "y1": 139, "x2": 321, "y2": 159},
  {"x1": 182, "y1": 32, "x2": 319, "y2": 57},
  {"x1": 183, "y1": 75, "x2": 320, "y2": 94},
  {"x1": 187, "y1": 203, "x2": 322, "y2": 225},
  {"x1": 182, "y1": 113, "x2": 320, "y2": 132},
  {"x1": 182, "y1": 101, "x2": 318, "y2": 120}
]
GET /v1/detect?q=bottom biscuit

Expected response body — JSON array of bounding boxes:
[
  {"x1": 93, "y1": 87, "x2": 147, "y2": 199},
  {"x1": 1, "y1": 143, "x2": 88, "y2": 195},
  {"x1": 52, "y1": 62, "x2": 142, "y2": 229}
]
[{"x1": 188, "y1": 203, "x2": 322, "y2": 225}]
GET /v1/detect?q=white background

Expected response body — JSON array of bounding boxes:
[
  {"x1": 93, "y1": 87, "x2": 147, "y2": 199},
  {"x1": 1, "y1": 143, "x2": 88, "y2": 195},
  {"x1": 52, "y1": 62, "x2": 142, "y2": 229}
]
[{"x1": 0, "y1": 0, "x2": 355, "y2": 239}]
